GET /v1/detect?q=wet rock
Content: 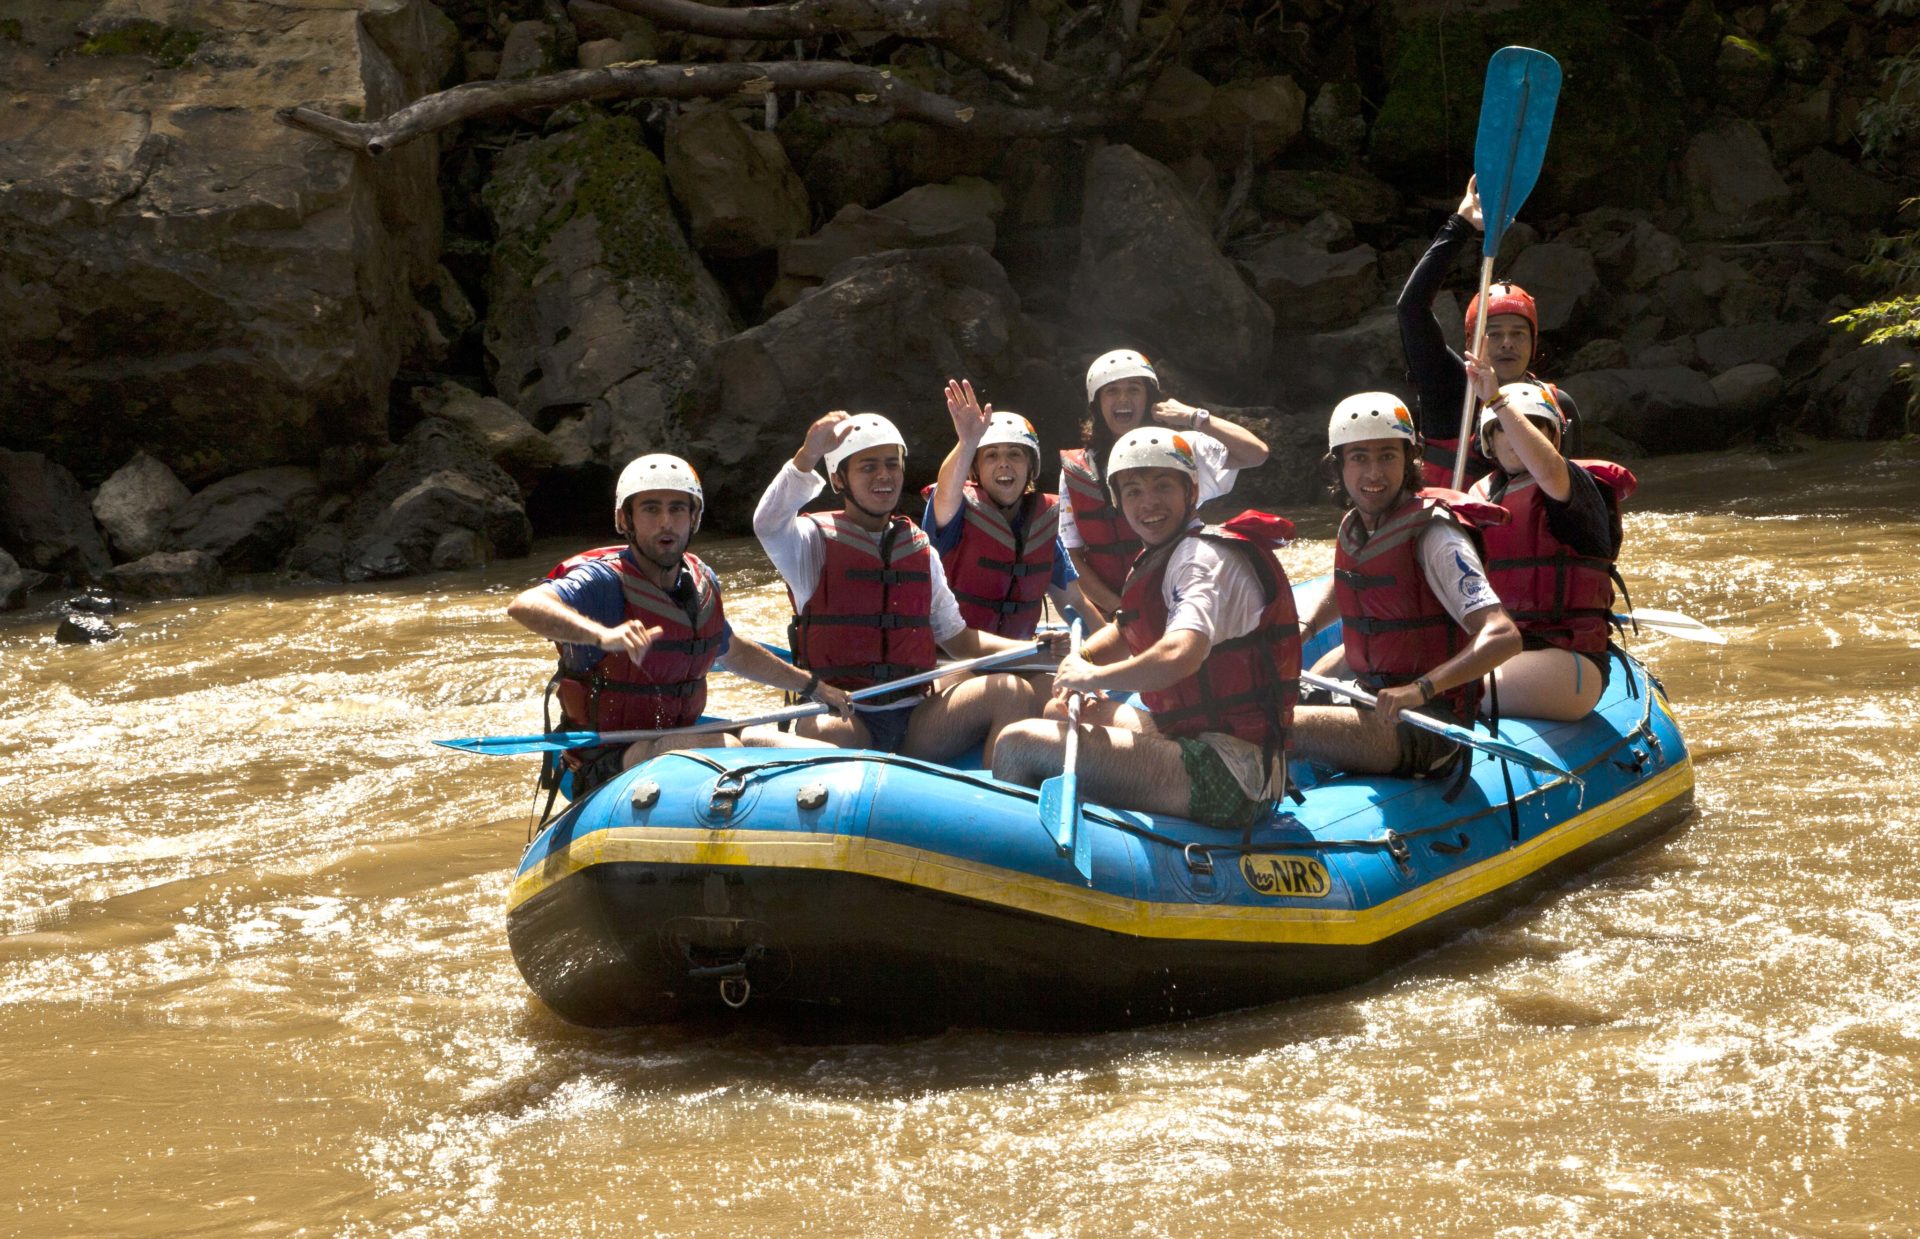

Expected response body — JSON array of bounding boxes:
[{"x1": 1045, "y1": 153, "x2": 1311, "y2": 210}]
[
  {"x1": 431, "y1": 528, "x2": 494, "y2": 571},
  {"x1": 63, "y1": 588, "x2": 118, "y2": 615},
  {"x1": 1204, "y1": 76, "x2": 1306, "y2": 166},
  {"x1": 411, "y1": 380, "x2": 562, "y2": 487},
  {"x1": 484, "y1": 114, "x2": 734, "y2": 467},
  {"x1": 0, "y1": 0, "x2": 456, "y2": 484},
  {"x1": 1806, "y1": 342, "x2": 1920, "y2": 439},
  {"x1": 1716, "y1": 35, "x2": 1778, "y2": 113},
  {"x1": 1682, "y1": 120, "x2": 1792, "y2": 237},
  {"x1": 1242, "y1": 223, "x2": 1381, "y2": 332},
  {"x1": 1649, "y1": 271, "x2": 1719, "y2": 338},
  {"x1": 789, "y1": 124, "x2": 896, "y2": 212},
  {"x1": 285, "y1": 524, "x2": 346, "y2": 583},
  {"x1": 1506, "y1": 243, "x2": 1600, "y2": 334},
  {"x1": 498, "y1": 20, "x2": 558, "y2": 79},
  {"x1": 92, "y1": 452, "x2": 191, "y2": 562},
  {"x1": 1711, "y1": 363, "x2": 1785, "y2": 417},
  {"x1": 0, "y1": 549, "x2": 27, "y2": 611},
  {"x1": 665, "y1": 106, "x2": 810, "y2": 259},
  {"x1": 166, "y1": 467, "x2": 322, "y2": 573},
  {"x1": 1130, "y1": 65, "x2": 1214, "y2": 162},
  {"x1": 1307, "y1": 82, "x2": 1367, "y2": 159},
  {"x1": 107, "y1": 550, "x2": 227, "y2": 599},
  {"x1": 1798, "y1": 148, "x2": 1898, "y2": 221},
  {"x1": 1256, "y1": 168, "x2": 1400, "y2": 226},
  {"x1": 56, "y1": 612, "x2": 119, "y2": 645},
  {"x1": 0, "y1": 449, "x2": 111, "y2": 579},
  {"x1": 1074, "y1": 145, "x2": 1272, "y2": 394},
  {"x1": 1694, "y1": 322, "x2": 1822, "y2": 373},
  {"x1": 1558, "y1": 366, "x2": 1728, "y2": 452},
  {"x1": 777, "y1": 179, "x2": 1002, "y2": 290},
  {"x1": 1215, "y1": 410, "x2": 1333, "y2": 509},
  {"x1": 682, "y1": 245, "x2": 1025, "y2": 531},
  {"x1": 343, "y1": 419, "x2": 530, "y2": 581}
]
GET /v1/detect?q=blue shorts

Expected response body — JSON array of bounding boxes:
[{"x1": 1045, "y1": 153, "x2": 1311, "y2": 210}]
[{"x1": 855, "y1": 703, "x2": 919, "y2": 754}]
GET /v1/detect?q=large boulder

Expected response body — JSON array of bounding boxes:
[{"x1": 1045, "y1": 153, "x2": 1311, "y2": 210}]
[
  {"x1": 0, "y1": 1, "x2": 456, "y2": 486},
  {"x1": 166, "y1": 467, "x2": 323, "y2": 572},
  {"x1": 1273, "y1": 308, "x2": 1405, "y2": 417},
  {"x1": 665, "y1": 105, "x2": 811, "y2": 259},
  {"x1": 0, "y1": 549, "x2": 28, "y2": 611},
  {"x1": 483, "y1": 113, "x2": 735, "y2": 469},
  {"x1": 91, "y1": 452, "x2": 191, "y2": 562},
  {"x1": 1805, "y1": 342, "x2": 1920, "y2": 439},
  {"x1": 1204, "y1": 76, "x2": 1307, "y2": 165},
  {"x1": 1558, "y1": 366, "x2": 1729, "y2": 452},
  {"x1": 1693, "y1": 322, "x2": 1822, "y2": 373},
  {"x1": 1710, "y1": 363, "x2": 1784, "y2": 418},
  {"x1": 1074, "y1": 145, "x2": 1273, "y2": 394},
  {"x1": 410, "y1": 380, "x2": 562, "y2": 487},
  {"x1": 680, "y1": 245, "x2": 1026, "y2": 531},
  {"x1": 776, "y1": 179, "x2": 1002, "y2": 290},
  {"x1": 1798, "y1": 148, "x2": 1899, "y2": 222},
  {"x1": 1256, "y1": 168, "x2": 1400, "y2": 226},
  {"x1": 1505, "y1": 242, "x2": 1601, "y2": 334},
  {"x1": 1129, "y1": 65, "x2": 1216, "y2": 163},
  {"x1": 106, "y1": 550, "x2": 228, "y2": 600},
  {"x1": 1242, "y1": 216, "x2": 1381, "y2": 332},
  {"x1": 342, "y1": 419, "x2": 531, "y2": 580},
  {"x1": 1682, "y1": 120, "x2": 1792, "y2": 238},
  {"x1": 0, "y1": 449, "x2": 112, "y2": 579}
]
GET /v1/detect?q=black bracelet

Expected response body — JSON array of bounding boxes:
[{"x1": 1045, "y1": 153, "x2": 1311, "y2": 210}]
[
  {"x1": 800, "y1": 672, "x2": 820, "y2": 699},
  {"x1": 1416, "y1": 676, "x2": 1436, "y2": 704}
]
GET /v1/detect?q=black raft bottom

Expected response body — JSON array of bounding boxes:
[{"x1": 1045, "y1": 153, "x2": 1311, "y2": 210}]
[{"x1": 508, "y1": 786, "x2": 1692, "y2": 1034}]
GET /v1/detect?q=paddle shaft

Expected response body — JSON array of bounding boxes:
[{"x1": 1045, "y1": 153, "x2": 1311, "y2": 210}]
[
  {"x1": 1300, "y1": 669, "x2": 1572, "y2": 777},
  {"x1": 1450, "y1": 255, "x2": 1496, "y2": 491}
]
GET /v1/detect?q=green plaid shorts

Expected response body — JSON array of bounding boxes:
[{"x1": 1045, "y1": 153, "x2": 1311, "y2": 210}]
[{"x1": 1176, "y1": 738, "x2": 1266, "y2": 831}]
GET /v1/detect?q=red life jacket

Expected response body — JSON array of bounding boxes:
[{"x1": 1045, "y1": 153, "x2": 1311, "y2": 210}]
[
  {"x1": 1421, "y1": 380, "x2": 1569, "y2": 489},
  {"x1": 543, "y1": 546, "x2": 727, "y2": 731},
  {"x1": 1468, "y1": 459, "x2": 1637, "y2": 657},
  {"x1": 1332, "y1": 490, "x2": 1508, "y2": 720},
  {"x1": 926, "y1": 483, "x2": 1059, "y2": 638},
  {"x1": 1116, "y1": 511, "x2": 1301, "y2": 754},
  {"x1": 789, "y1": 512, "x2": 938, "y2": 704},
  {"x1": 1060, "y1": 448, "x2": 1141, "y2": 595}
]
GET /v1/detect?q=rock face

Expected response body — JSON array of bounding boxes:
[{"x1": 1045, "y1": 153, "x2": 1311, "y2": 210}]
[
  {"x1": 484, "y1": 113, "x2": 736, "y2": 473},
  {"x1": 682, "y1": 245, "x2": 1026, "y2": 531},
  {"x1": 0, "y1": 1, "x2": 457, "y2": 486},
  {"x1": 411, "y1": 380, "x2": 562, "y2": 487},
  {"x1": 665, "y1": 106, "x2": 811, "y2": 259},
  {"x1": 0, "y1": 449, "x2": 112, "y2": 579},
  {"x1": 107, "y1": 550, "x2": 228, "y2": 599},
  {"x1": 166, "y1": 467, "x2": 324, "y2": 573},
  {"x1": 342, "y1": 419, "x2": 531, "y2": 580},
  {"x1": 92, "y1": 452, "x2": 192, "y2": 562},
  {"x1": 777, "y1": 179, "x2": 1003, "y2": 286},
  {"x1": 1074, "y1": 145, "x2": 1273, "y2": 394},
  {"x1": 0, "y1": 549, "x2": 28, "y2": 611},
  {"x1": 1559, "y1": 367, "x2": 1727, "y2": 452},
  {"x1": 1682, "y1": 120, "x2": 1793, "y2": 237},
  {"x1": 1241, "y1": 215, "x2": 1381, "y2": 332}
]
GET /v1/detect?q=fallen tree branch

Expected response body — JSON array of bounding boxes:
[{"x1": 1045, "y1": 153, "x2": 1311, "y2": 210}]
[
  {"x1": 599, "y1": 0, "x2": 1070, "y2": 94},
  {"x1": 277, "y1": 60, "x2": 1112, "y2": 157}
]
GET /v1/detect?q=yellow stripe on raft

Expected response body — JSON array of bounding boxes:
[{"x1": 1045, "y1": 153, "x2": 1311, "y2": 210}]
[{"x1": 508, "y1": 761, "x2": 1693, "y2": 946}]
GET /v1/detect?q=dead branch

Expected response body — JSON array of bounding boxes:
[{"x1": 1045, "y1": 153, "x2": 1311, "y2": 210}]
[
  {"x1": 277, "y1": 60, "x2": 1112, "y2": 157},
  {"x1": 600, "y1": 0, "x2": 1071, "y2": 94}
]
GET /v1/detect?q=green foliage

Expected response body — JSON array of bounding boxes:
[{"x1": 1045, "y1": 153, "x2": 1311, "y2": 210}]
[
  {"x1": 0, "y1": 18, "x2": 25, "y2": 42},
  {"x1": 77, "y1": 19, "x2": 204, "y2": 69}
]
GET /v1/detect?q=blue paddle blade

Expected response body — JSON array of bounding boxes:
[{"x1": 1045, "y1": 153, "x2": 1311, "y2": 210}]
[
  {"x1": 1039, "y1": 773, "x2": 1092, "y2": 882},
  {"x1": 1437, "y1": 720, "x2": 1571, "y2": 777},
  {"x1": 1069, "y1": 776, "x2": 1092, "y2": 883},
  {"x1": 1476, "y1": 46, "x2": 1563, "y2": 256},
  {"x1": 434, "y1": 731, "x2": 601, "y2": 756}
]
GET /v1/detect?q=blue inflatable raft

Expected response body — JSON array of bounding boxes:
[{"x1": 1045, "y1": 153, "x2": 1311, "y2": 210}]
[{"x1": 505, "y1": 621, "x2": 1693, "y2": 1032}]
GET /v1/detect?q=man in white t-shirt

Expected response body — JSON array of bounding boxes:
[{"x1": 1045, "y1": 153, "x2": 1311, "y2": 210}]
[
  {"x1": 1291, "y1": 392, "x2": 1521, "y2": 780},
  {"x1": 1058, "y1": 349, "x2": 1270, "y2": 620},
  {"x1": 994, "y1": 429, "x2": 1299, "y2": 831}
]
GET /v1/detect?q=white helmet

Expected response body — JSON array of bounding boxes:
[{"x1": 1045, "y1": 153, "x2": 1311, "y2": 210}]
[
  {"x1": 1327, "y1": 391, "x2": 1418, "y2": 452},
  {"x1": 1477, "y1": 382, "x2": 1565, "y2": 455},
  {"x1": 973, "y1": 412, "x2": 1042, "y2": 473},
  {"x1": 1084, "y1": 349, "x2": 1160, "y2": 404},
  {"x1": 615, "y1": 453, "x2": 704, "y2": 532},
  {"x1": 1105, "y1": 427, "x2": 1199, "y2": 502},
  {"x1": 822, "y1": 412, "x2": 908, "y2": 477}
]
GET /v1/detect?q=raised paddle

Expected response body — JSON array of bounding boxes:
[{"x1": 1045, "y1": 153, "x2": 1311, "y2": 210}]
[
  {"x1": 1037, "y1": 620, "x2": 1093, "y2": 883},
  {"x1": 1618, "y1": 607, "x2": 1727, "y2": 645},
  {"x1": 1300, "y1": 669, "x2": 1575, "y2": 779},
  {"x1": 1451, "y1": 46, "x2": 1564, "y2": 491},
  {"x1": 437, "y1": 640, "x2": 1046, "y2": 756}
]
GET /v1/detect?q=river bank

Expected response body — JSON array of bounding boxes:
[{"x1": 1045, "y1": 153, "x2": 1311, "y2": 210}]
[{"x1": 2, "y1": 443, "x2": 1916, "y2": 1235}]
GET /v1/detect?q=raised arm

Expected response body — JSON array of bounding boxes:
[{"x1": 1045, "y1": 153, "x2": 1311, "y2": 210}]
[
  {"x1": 1152, "y1": 399, "x2": 1268, "y2": 469},
  {"x1": 931, "y1": 379, "x2": 991, "y2": 528}
]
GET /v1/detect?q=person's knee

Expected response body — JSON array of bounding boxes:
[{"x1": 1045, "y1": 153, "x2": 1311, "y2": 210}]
[{"x1": 989, "y1": 720, "x2": 1055, "y2": 782}]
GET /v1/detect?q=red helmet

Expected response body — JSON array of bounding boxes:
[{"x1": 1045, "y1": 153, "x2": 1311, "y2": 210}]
[{"x1": 1464, "y1": 282, "x2": 1538, "y2": 338}]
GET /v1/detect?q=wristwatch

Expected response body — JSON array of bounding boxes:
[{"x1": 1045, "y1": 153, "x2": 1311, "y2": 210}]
[
  {"x1": 1188, "y1": 408, "x2": 1211, "y2": 431},
  {"x1": 1415, "y1": 676, "x2": 1437, "y2": 704},
  {"x1": 800, "y1": 672, "x2": 821, "y2": 700}
]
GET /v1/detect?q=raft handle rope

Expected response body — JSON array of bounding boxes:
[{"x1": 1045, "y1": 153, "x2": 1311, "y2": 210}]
[
  {"x1": 647, "y1": 655, "x2": 1673, "y2": 865},
  {"x1": 1182, "y1": 843, "x2": 1214, "y2": 876}
]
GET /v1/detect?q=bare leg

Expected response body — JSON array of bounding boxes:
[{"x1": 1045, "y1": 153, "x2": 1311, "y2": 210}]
[
  {"x1": 735, "y1": 724, "x2": 836, "y2": 749},
  {"x1": 1487, "y1": 649, "x2": 1604, "y2": 722},
  {"x1": 990, "y1": 720, "x2": 1194, "y2": 818},
  {"x1": 786, "y1": 712, "x2": 873, "y2": 748},
  {"x1": 620, "y1": 730, "x2": 737, "y2": 768},
  {"x1": 902, "y1": 672, "x2": 1038, "y2": 766},
  {"x1": 1288, "y1": 703, "x2": 1402, "y2": 776}
]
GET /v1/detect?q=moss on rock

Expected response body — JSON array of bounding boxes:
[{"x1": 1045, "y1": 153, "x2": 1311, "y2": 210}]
[{"x1": 77, "y1": 19, "x2": 204, "y2": 69}]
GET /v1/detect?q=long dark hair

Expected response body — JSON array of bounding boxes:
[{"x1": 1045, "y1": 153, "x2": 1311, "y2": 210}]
[
  {"x1": 1080, "y1": 382, "x2": 1161, "y2": 477},
  {"x1": 1320, "y1": 442, "x2": 1424, "y2": 508}
]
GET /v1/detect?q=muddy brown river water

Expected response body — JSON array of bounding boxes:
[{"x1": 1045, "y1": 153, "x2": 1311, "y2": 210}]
[{"x1": 3, "y1": 444, "x2": 1917, "y2": 1236}]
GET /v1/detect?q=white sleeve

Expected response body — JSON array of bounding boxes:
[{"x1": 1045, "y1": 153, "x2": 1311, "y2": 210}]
[
  {"x1": 930, "y1": 566, "x2": 968, "y2": 645},
  {"x1": 1056, "y1": 467, "x2": 1084, "y2": 549},
  {"x1": 1162, "y1": 539, "x2": 1267, "y2": 643},
  {"x1": 1417, "y1": 522, "x2": 1503, "y2": 628},
  {"x1": 752, "y1": 461, "x2": 828, "y2": 614},
  {"x1": 1192, "y1": 431, "x2": 1240, "y2": 505}
]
